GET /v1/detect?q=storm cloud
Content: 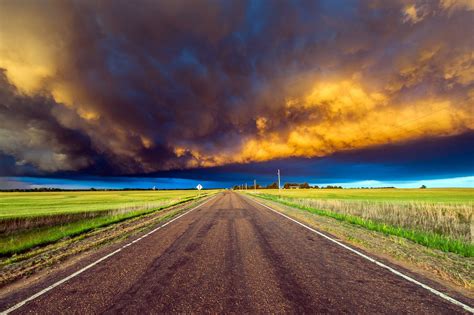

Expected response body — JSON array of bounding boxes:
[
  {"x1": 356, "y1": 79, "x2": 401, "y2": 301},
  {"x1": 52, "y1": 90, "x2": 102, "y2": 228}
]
[{"x1": 0, "y1": 0, "x2": 473, "y2": 176}]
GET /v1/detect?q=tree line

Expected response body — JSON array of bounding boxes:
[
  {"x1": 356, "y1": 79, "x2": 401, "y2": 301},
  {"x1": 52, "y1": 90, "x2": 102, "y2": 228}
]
[{"x1": 232, "y1": 182, "x2": 343, "y2": 190}]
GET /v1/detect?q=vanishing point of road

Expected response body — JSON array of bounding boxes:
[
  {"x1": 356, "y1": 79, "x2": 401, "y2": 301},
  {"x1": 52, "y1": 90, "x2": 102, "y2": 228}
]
[{"x1": 1, "y1": 192, "x2": 472, "y2": 314}]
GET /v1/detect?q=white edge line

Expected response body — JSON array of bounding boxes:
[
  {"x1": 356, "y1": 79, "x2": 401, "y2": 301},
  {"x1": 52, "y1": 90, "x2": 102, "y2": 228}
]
[
  {"x1": 244, "y1": 194, "x2": 474, "y2": 314},
  {"x1": 1, "y1": 194, "x2": 218, "y2": 315}
]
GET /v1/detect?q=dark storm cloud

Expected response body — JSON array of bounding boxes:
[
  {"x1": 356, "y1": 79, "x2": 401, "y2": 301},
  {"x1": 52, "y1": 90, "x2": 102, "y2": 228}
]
[
  {"x1": 0, "y1": 0, "x2": 472, "y2": 177},
  {"x1": 0, "y1": 70, "x2": 97, "y2": 172},
  {"x1": 144, "y1": 131, "x2": 474, "y2": 184}
]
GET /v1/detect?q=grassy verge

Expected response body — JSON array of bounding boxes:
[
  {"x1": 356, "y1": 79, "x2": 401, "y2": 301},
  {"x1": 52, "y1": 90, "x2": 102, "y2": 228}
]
[
  {"x1": 0, "y1": 193, "x2": 211, "y2": 256},
  {"x1": 252, "y1": 193, "x2": 473, "y2": 257},
  {"x1": 244, "y1": 193, "x2": 473, "y2": 293},
  {"x1": 0, "y1": 195, "x2": 215, "y2": 286}
]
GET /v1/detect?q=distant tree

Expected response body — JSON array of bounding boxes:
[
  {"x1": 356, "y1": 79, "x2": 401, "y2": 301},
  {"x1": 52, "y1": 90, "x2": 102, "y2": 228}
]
[
  {"x1": 300, "y1": 182, "x2": 310, "y2": 189},
  {"x1": 420, "y1": 185, "x2": 427, "y2": 189},
  {"x1": 266, "y1": 182, "x2": 278, "y2": 189},
  {"x1": 312, "y1": 185, "x2": 319, "y2": 189},
  {"x1": 233, "y1": 185, "x2": 240, "y2": 190},
  {"x1": 323, "y1": 185, "x2": 343, "y2": 189}
]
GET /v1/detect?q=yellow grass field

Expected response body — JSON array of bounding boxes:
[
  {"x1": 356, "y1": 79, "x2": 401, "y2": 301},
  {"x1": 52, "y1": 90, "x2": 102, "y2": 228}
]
[{"x1": 248, "y1": 188, "x2": 474, "y2": 256}]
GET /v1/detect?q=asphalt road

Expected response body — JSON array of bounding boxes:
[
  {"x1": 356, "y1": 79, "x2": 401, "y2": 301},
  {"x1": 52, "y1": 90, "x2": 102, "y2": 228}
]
[{"x1": 1, "y1": 191, "x2": 471, "y2": 314}]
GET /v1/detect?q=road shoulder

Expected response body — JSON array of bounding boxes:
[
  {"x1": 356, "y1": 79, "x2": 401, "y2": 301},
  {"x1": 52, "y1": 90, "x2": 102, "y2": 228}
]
[
  {"x1": 243, "y1": 192, "x2": 474, "y2": 301},
  {"x1": 0, "y1": 194, "x2": 217, "y2": 296}
]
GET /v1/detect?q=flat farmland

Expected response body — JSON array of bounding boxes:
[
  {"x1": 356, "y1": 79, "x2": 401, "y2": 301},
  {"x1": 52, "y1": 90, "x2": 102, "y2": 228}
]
[
  {"x1": 257, "y1": 188, "x2": 474, "y2": 202},
  {"x1": 0, "y1": 190, "x2": 207, "y2": 218},
  {"x1": 249, "y1": 188, "x2": 474, "y2": 257},
  {"x1": 0, "y1": 190, "x2": 216, "y2": 256}
]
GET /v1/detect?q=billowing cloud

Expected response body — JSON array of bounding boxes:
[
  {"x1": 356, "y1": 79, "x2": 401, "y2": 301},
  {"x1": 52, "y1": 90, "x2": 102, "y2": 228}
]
[
  {"x1": 0, "y1": 0, "x2": 472, "y2": 175},
  {"x1": 0, "y1": 70, "x2": 96, "y2": 171}
]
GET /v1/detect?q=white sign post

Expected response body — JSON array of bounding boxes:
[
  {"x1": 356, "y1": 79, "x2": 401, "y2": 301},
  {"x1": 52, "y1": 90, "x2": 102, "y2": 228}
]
[{"x1": 196, "y1": 184, "x2": 203, "y2": 190}]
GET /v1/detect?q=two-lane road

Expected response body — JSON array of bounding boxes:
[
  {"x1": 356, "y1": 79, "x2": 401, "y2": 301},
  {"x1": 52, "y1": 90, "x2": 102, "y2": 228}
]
[{"x1": 1, "y1": 192, "x2": 471, "y2": 313}]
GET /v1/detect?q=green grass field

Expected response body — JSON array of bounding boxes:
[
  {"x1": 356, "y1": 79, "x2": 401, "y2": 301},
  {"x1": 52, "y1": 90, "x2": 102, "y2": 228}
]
[
  {"x1": 248, "y1": 188, "x2": 474, "y2": 257},
  {"x1": 0, "y1": 190, "x2": 208, "y2": 218},
  {"x1": 0, "y1": 190, "x2": 217, "y2": 256}
]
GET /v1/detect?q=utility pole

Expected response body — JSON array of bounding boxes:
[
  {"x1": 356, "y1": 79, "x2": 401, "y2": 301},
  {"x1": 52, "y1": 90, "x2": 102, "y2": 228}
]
[
  {"x1": 245, "y1": 183, "x2": 247, "y2": 190},
  {"x1": 254, "y1": 179, "x2": 256, "y2": 192},
  {"x1": 277, "y1": 169, "x2": 281, "y2": 194}
]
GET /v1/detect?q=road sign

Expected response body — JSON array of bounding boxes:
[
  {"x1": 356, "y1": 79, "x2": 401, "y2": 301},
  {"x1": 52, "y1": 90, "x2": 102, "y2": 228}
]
[{"x1": 196, "y1": 184, "x2": 203, "y2": 190}]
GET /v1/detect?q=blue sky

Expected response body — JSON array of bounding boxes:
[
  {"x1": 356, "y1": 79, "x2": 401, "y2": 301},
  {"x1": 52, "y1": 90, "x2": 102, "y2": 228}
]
[{"x1": 1, "y1": 175, "x2": 473, "y2": 190}]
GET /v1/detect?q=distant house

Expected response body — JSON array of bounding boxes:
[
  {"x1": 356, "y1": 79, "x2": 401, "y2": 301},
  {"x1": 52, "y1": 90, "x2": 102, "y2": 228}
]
[{"x1": 287, "y1": 185, "x2": 300, "y2": 189}]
